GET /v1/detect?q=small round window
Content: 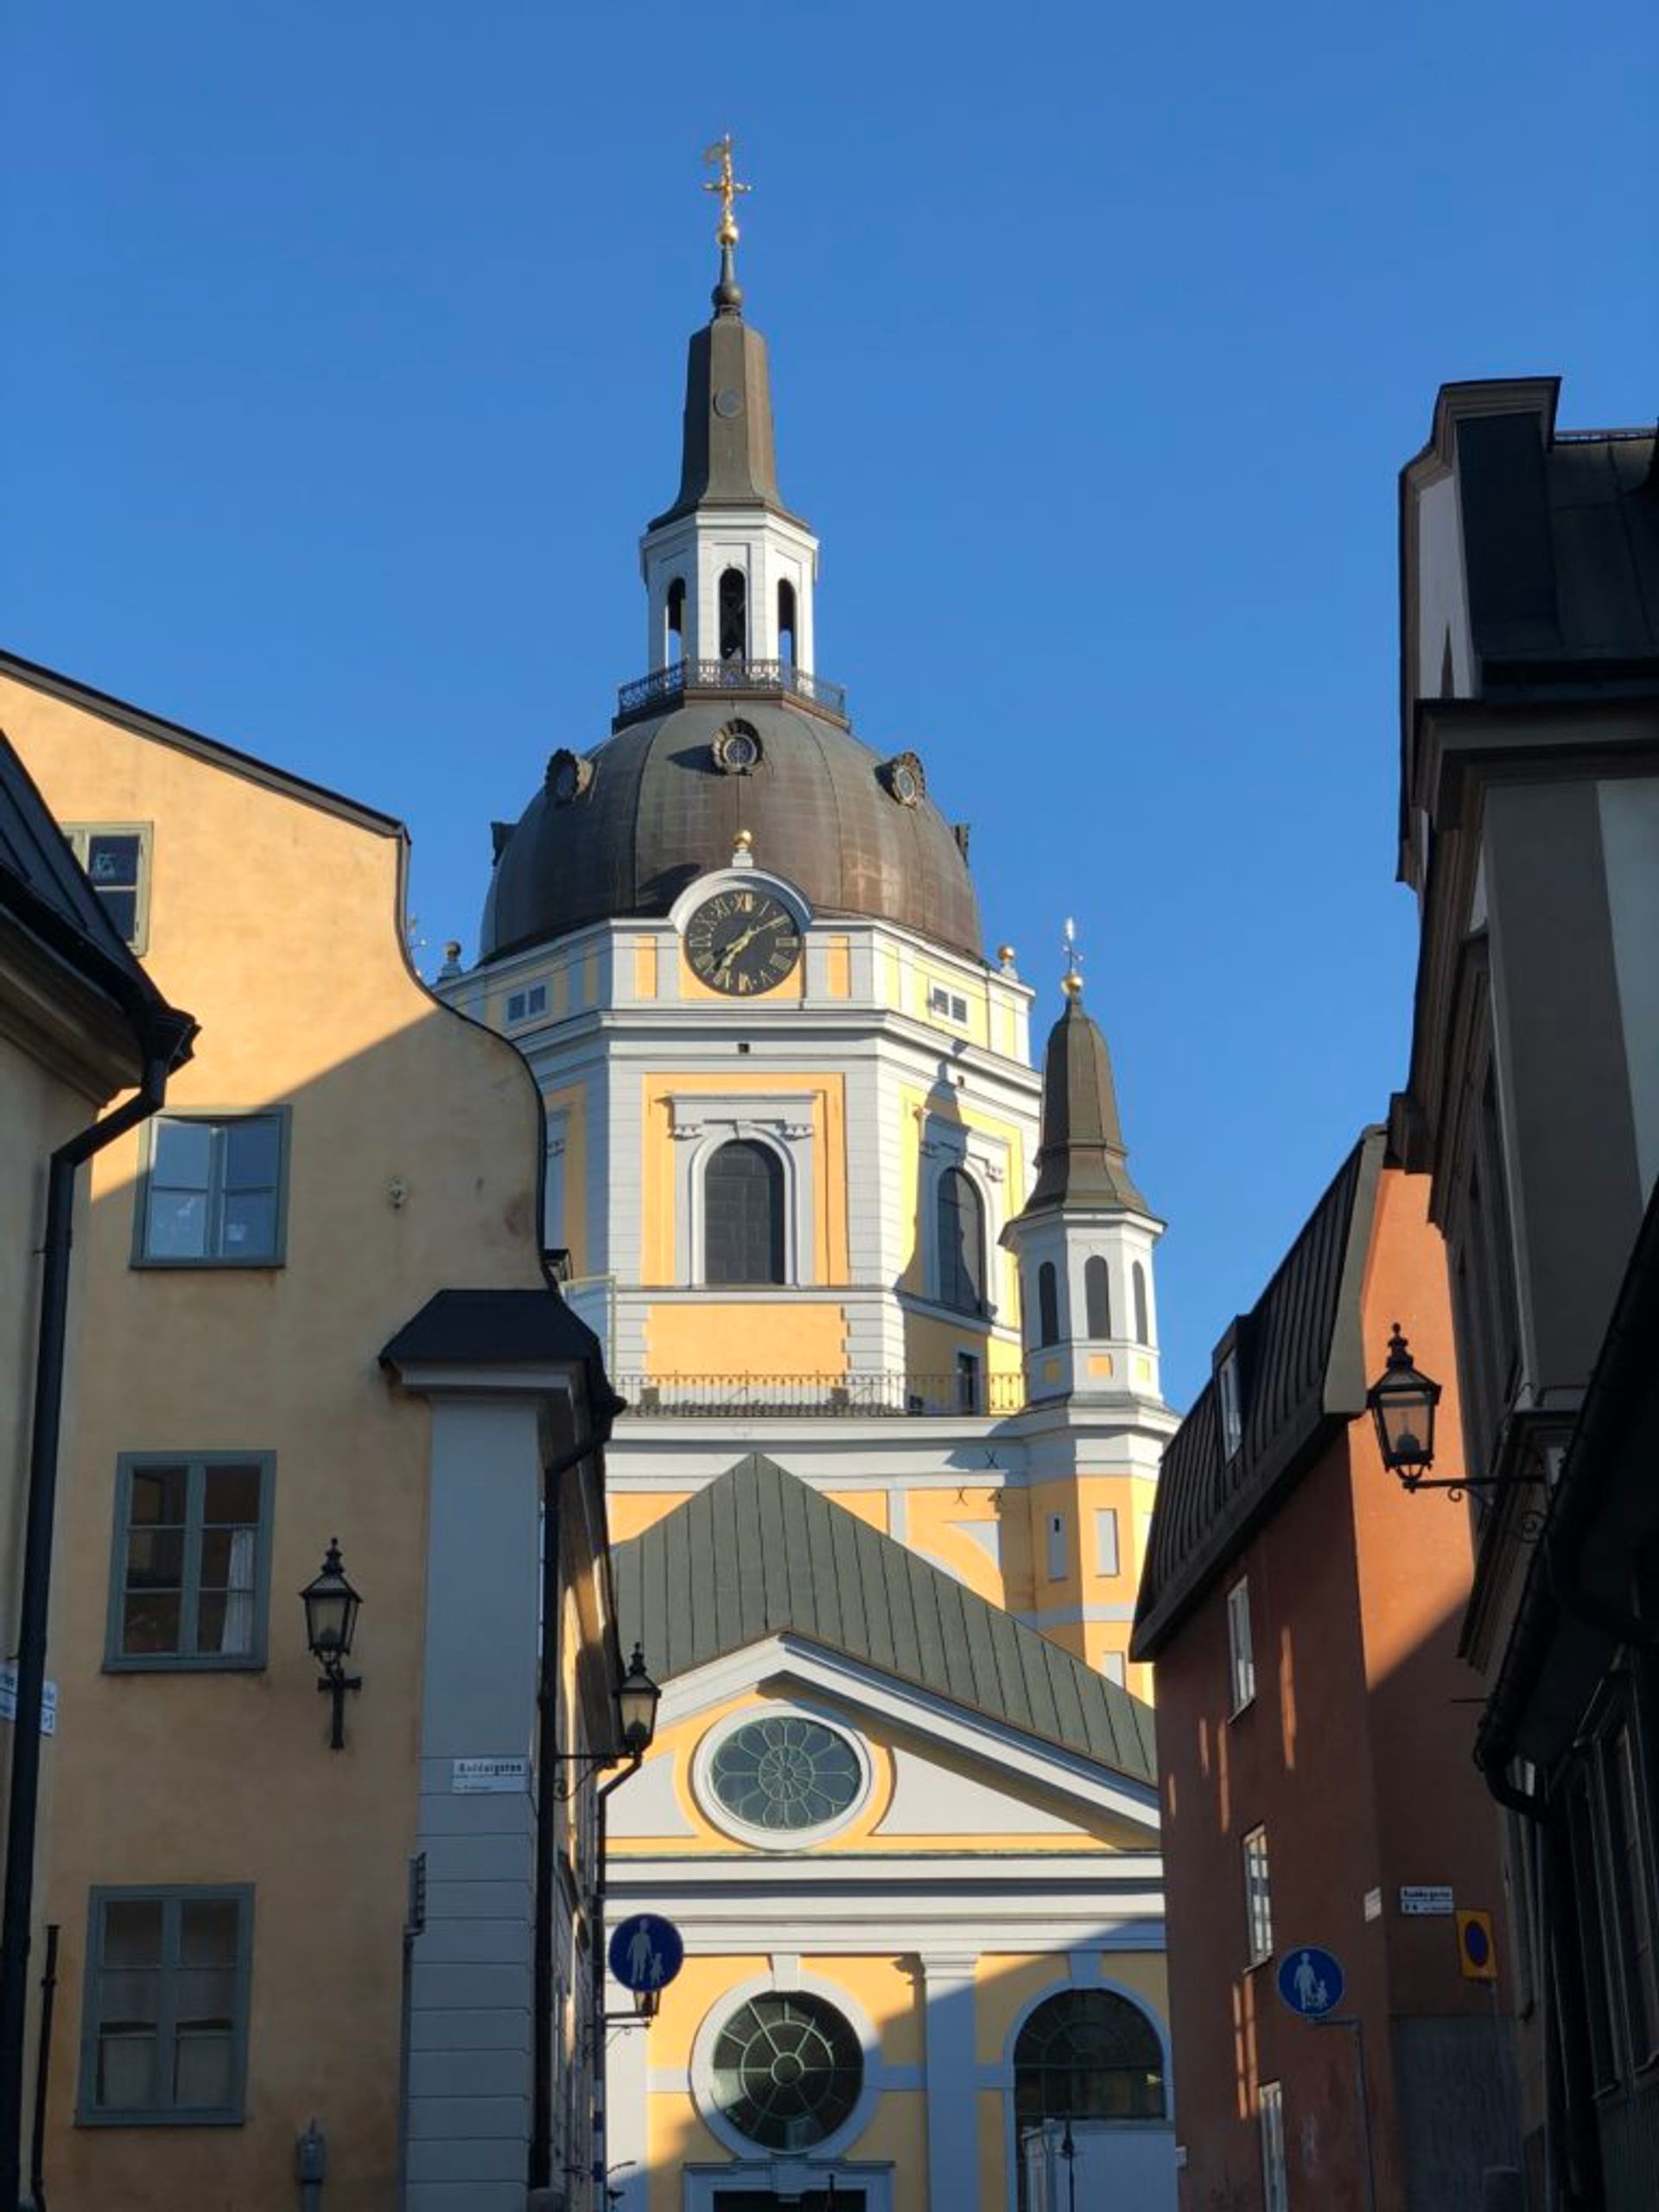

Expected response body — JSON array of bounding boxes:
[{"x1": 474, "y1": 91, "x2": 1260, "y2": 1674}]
[
  {"x1": 709, "y1": 1714, "x2": 863, "y2": 1834},
  {"x1": 712, "y1": 1992, "x2": 863, "y2": 2150}
]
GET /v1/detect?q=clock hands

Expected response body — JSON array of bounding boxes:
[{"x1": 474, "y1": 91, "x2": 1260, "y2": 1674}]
[{"x1": 711, "y1": 913, "x2": 791, "y2": 977}]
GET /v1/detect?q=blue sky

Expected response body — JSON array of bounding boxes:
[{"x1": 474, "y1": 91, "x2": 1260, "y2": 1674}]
[{"x1": 4, "y1": 1, "x2": 1655, "y2": 1405}]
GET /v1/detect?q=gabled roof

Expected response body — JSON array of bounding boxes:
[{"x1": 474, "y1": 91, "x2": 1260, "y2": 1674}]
[
  {"x1": 0, "y1": 727, "x2": 194, "y2": 1062},
  {"x1": 1131, "y1": 1128, "x2": 1385, "y2": 1660},
  {"x1": 614, "y1": 1453, "x2": 1157, "y2": 1784}
]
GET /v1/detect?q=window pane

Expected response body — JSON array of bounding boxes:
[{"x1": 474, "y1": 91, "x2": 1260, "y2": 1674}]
[
  {"x1": 145, "y1": 1190, "x2": 209, "y2": 1259},
  {"x1": 98, "y1": 2031, "x2": 157, "y2": 2109},
  {"x1": 126, "y1": 1529, "x2": 187, "y2": 1589},
  {"x1": 220, "y1": 1191, "x2": 277, "y2": 1257},
  {"x1": 123, "y1": 1594, "x2": 183, "y2": 1655},
  {"x1": 99, "y1": 888, "x2": 138, "y2": 940},
  {"x1": 152, "y1": 1122, "x2": 213, "y2": 1191},
  {"x1": 705, "y1": 1141, "x2": 785, "y2": 1284},
  {"x1": 102, "y1": 1899, "x2": 164, "y2": 1973},
  {"x1": 174, "y1": 2029, "x2": 233, "y2": 2108},
  {"x1": 203, "y1": 1464, "x2": 262, "y2": 1527},
  {"x1": 225, "y1": 1117, "x2": 280, "y2": 1189},
  {"x1": 129, "y1": 1467, "x2": 188, "y2": 1526},
  {"x1": 86, "y1": 834, "x2": 141, "y2": 889},
  {"x1": 180, "y1": 1897, "x2": 239, "y2": 1967},
  {"x1": 1085, "y1": 1256, "x2": 1111, "y2": 1338}
]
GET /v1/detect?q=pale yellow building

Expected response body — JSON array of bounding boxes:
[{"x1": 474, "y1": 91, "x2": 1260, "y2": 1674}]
[
  {"x1": 442, "y1": 216, "x2": 1181, "y2": 2210},
  {"x1": 4, "y1": 654, "x2": 626, "y2": 2212}
]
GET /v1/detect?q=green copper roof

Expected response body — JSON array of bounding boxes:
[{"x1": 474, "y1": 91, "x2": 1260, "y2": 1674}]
[{"x1": 613, "y1": 1453, "x2": 1157, "y2": 1784}]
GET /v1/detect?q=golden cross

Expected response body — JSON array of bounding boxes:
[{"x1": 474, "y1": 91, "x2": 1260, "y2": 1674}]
[{"x1": 702, "y1": 134, "x2": 751, "y2": 247}]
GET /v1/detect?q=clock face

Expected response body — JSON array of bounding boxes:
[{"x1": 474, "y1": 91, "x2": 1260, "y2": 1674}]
[{"x1": 684, "y1": 890, "x2": 802, "y2": 996}]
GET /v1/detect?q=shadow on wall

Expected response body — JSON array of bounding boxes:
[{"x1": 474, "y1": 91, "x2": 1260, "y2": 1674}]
[
  {"x1": 36, "y1": 991, "x2": 560, "y2": 2212},
  {"x1": 609, "y1": 1946, "x2": 1178, "y2": 2212}
]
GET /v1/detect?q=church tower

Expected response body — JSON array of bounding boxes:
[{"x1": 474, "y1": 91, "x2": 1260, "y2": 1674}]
[{"x1": 442, "y1": 149, "x2": 1179, "y2": 2212}]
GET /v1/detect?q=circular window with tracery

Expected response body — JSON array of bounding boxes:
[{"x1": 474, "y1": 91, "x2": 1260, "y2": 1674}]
[
  {"x1": 711, "y1": 1993, "x2": 864, "y2": 2150},
  {"x1": 707, "y1": 1714, "x2": 864, "y2": 1836}
]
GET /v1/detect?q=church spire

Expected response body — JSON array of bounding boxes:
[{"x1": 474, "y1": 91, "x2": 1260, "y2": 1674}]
[{"x1": 1020, "y1": 935, "x2": 1148, "y2": 1220}]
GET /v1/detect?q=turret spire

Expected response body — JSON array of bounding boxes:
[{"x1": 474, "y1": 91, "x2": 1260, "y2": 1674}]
[{"x1": 703, "y1": 133, "x2": 749, "y2": 316}]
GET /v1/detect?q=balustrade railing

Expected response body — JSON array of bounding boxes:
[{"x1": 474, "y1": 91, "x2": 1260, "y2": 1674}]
[
  {"x1": 614, "y1": 1370, "x2": 1026, "y2": 1418},
  {"x1": 615, "y1": 658, "x2": 849, "y2": 725}
]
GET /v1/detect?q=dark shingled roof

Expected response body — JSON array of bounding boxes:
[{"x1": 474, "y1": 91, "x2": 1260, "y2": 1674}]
[
  {"x1": 1018, "y1": 989, "x2": 1147, "y2": 1218},
  {"x1": 650, "y1": 285, "x2": 804, "y2": 530},
  {"x1": 1131, "y1": 1129, "x2": 1385, "y2": 1660},
  {"x1": 0, "y1": 726, "x2": 194, "y2": 1062},
  {"x1": 480, "y1": 696, "x2": 983, "y2": 964},
  {"x1": 614, "y1": 1453, "x2": 1158, "y2": 1785}
]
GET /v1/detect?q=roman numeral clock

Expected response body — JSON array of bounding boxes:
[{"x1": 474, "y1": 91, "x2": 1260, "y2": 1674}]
[{"x1": 683, "y1": 888, "x2": 802, "y2": 995}]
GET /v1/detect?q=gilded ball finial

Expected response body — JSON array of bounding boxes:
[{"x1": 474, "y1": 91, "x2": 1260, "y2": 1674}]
[
  {"x1": 1061, "y1": 969, "x2": 1084, "y2": 1000},
  {"x1": 734, "y1": 828, "x2": 753, "y2": 850},
  {"x1": 1061, "y1": 914, "x2": 1084, "y2": 999},
  {"x1": 998, "y1": 944, "x2": 1017, "y2": 971}
]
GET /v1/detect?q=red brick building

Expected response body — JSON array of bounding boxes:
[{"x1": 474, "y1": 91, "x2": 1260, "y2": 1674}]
[{"x1": 1132, "y1": 1129, "x2": 1521, "y2": 2209}]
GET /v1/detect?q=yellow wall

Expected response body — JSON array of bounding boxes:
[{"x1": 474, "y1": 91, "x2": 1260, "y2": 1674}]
[
  {"x1": 644, "y1": 1300, "x2": 849, "y2": 1379},
  {"x1": 3, "y1": 671, "x2": 564, "y2": 2212},
  {"x1": 545, "y1": 1077, "x2": 588, "y2": 1272}
]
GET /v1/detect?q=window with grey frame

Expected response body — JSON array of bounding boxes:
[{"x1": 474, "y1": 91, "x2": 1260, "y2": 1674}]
[
  {"x1": 936, "y1": 1166, "x2": 986, "y2": 1315},
  {"x1": 1036, "y1": 1260, "x2": 1059, "y2": 1347},
  {"x1": 704, "y1": 1139, "x2": 786, "y2": 1285},
  {"x1": 108, "y1": 1453, "x2": 272, "y2": 1669},
  {"x1": 1084, "y1": 1254, "x2": 1111, "y2": 1337},
  {"x1": 1133, "y1": 1260, "x2": 1150, "y2": 1344},
  {"x1": 79, "y1": 1885, "x2": 253, "y2": 2124},
  {"x1": 64, "y1": 822, "x2": 152, "y2": 950},
  {"x1": 137, "y1": 1111, "x2": 288, "y2": 1265}
]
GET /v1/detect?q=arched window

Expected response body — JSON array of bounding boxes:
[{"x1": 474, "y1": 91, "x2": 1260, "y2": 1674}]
[
  {"x1": 666, "y1": 576, "x2": 686, "y2": 660},
  {"x1": 1014, "y1": 1989, "x2": 1166, "y2": 2129},
  {"x1": 704, "y1": 1141, "x2": 785, "y2": 1285},
  {"x1": 1133, "y1": 1261, "x2": 1149, "y2": 1345},
  {"x1": 778, "y1": 579, "x2": 798, "y2": 668},
  {"x1": 718, "y1": 567, "x2": 747, "y2": 664},
  {"x1": 936, "y1": 1168, "x2": 985, "y2": 1315},
  {"x1": 1085, "y1": 1255, "x2": 1111, "y2": 1338},
  {"x1": 1037, "y1": 1261, "x2": 1059, "y2": 1347}
]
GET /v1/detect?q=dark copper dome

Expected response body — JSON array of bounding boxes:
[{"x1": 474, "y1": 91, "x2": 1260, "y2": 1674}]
[{"x1": 480, "y1": 697, "x2": 982, "y2": 963}]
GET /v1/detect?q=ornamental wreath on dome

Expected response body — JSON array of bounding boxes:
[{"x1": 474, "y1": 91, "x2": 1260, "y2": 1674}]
[
  {"x1": 545, "y1": 748, "x2": 594, "y2": 805},
  {"x1": 880, "y1": 751, "x2": 926, "y2": 807},
  {"x1": 712, "y1": 721, "x2": 764, "y2": 776}
]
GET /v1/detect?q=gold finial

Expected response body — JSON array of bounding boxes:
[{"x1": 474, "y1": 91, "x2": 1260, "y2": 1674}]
[
  {"x1": 734, "y1": 828, "x2": 753, "y2": 849},
  {"x1": 702, "y1": 133, "x2": 751, "y2": 247},
  {"x1": 998, "y1": 944, "x2": 1017, "y2": 973},
  {"x1": 1061, "y1": 916, "x2": 1084, "y2": 998}
]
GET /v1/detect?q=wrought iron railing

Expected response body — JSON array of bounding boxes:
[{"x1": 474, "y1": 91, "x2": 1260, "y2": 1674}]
[
  {"x1": 614, "y1": 1370, "x2": 1026, "y2": 1418},
  {"x1": 615, "y1": 658, "x2": 849, "y2": 725}
]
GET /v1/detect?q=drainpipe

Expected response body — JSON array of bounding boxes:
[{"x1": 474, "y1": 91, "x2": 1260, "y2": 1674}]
[
  {"x1": 591, "y1": 1756, "x2": 643, "y2": 2212},
  {"x1": 0, "y1": 1048, "x2": 184, "y2": 2212}
]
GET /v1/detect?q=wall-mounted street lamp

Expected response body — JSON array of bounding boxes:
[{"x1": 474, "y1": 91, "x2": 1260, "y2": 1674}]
[
  {"x1": 553, "y1": 1643, "x2": 662, "y2": 1797},
  {"x1": 300, "y1": 1539, "x2": 363, "y2": 1750},
  {"x1": 1366, "y1": 1325, "x2": 1443, "y2": 1487}
]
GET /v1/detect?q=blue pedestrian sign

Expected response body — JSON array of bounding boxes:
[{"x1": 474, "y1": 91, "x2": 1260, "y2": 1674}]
[
  {"x1": 609, "y1": 1913, "x2": 684, "y2": 1994},
  {"x1": 1277, "y1": 1945, "x2": 1344, "y2": 2019}
]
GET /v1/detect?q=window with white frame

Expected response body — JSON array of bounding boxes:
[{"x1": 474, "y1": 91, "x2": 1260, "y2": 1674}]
[
  {"x1": 1259, "y1": 2081, "x2": 1288, "y2": 2212},
  {"x1": 1243, "y1": 1826, "x2": 1274, "y2": 1964},
  {"x1": 927, "y1": 983, "x2": 969, "y2": 1025},
  {"x1": 1227, "y1": 1577, "x2": 1255, "y2": 1713}
]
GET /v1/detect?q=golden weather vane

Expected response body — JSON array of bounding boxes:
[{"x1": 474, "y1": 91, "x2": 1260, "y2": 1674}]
[{"x1": 702, "y1": 133, "x2": 751, "y2": 246}]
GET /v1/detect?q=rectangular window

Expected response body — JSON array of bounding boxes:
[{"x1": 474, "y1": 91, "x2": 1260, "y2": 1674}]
[
  {"x1": 108, "y1": 1454, "x2": 272, "y2": 1669},
  {"x1": 1259, "y1": 2082, "x2": 1288, "y2": 2212},
  {"x1": 1101, "y1": 1650, "x2": 1127, "y2": 1688},
  {"x1": 505, "y1": 981, "x2": 547, "y2": 1024},
  {"x1": 136, "y1": 1112, "x2": 288, "y2": 1267},
  {"x1": 1094, "y1": 1509, "x2": 1121, "y2": 1577},
  {"x1": 1217, "y1": 1351, "x2": 1243, "y2": 1459},
  {"x1": 1227, "y1": 1577, "x2": 1256, "y2": 1713},
  {"x1": 1243, "y1": 1826, "x2": 1274, "y2": 1964},
  {"x1": 927, "y1": 984, "x2": 969, "y2": 1024},
  {"x1": 65, "y1": 823, "x2": 152, "y2": 950},
  {"x1": 954, "y1": 1350, "x2": 982, "y2": 1415},
  {"x1": 1567, "y1": 1770, "x2": 1619, "y2": 2090},
  {"x1": 1604, "y1": 1719, "x2": 1659, "y2": 2066},
  {"x1": 79, "y1": 1886, "x2": 252, "y2": 2124},
  {"x1": 1046, "y1": 1512, "x2": 1066, "y2": 1583}
]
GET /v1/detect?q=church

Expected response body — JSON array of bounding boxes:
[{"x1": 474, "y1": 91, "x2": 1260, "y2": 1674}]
[{"x1": 441, "y1": 149, "x2": 1181, "y2": 2212}]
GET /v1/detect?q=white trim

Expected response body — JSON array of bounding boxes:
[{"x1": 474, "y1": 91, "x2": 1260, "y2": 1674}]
[
  {"x1": 690, "y1": 1702, "x2": 874, "y2": 1851},
  {"x1": 687, "y1": 1964, "x2": 882, "y2": 2164},
  {"x1": 648, "y1": 1634, "x2": 1160, "y2": 1827},
  {"x1": 666, "y1": 866, "x2": 813, "y2": 935}
]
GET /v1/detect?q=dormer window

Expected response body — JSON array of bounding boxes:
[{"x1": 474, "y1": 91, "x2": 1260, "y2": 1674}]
[{"x1": 1217, "y1": 1350, "x2": 1243, "y2": 1460}]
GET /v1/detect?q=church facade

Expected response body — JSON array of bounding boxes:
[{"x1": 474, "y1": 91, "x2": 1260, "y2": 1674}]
[{"x1": 443, "y1": 183, "x2": 1180, "y2": 2212}]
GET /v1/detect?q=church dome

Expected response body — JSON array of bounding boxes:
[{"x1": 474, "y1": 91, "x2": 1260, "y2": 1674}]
[{"x1": 480, "y1": 696, "x2": 982, "y2": 963}]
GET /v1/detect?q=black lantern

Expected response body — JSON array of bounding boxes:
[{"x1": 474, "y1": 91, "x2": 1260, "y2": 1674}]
[
  {"x1": 301, "y1": 1538, "x2": 363, "y2": 1749},
  {"x1": 1366, "y1": 1325, "x2": 1441, "y2": 1486},
  {"x1": 616, "y1": 1644, "x2": 661, "y2": 1758}
]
